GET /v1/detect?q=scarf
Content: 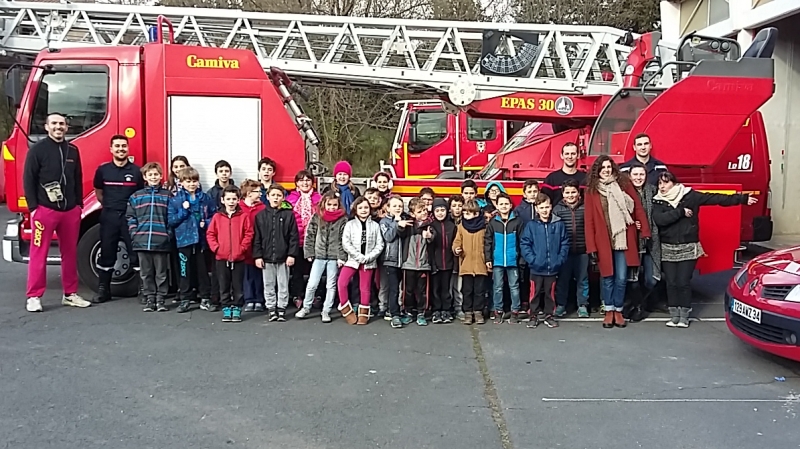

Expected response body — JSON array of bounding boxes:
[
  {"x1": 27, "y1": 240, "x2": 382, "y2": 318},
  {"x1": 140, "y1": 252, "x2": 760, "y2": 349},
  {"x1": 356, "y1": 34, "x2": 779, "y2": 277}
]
[
  {"x1": 295, "y1": 189, "x2": 315, "y2": 227},
  {"x1": 462, "y1": 215, "x2": 485, "y2": 233},
  {"x1": 322, "y1": 209, "x2": 345, "y2": 223},
  {"x1": 596, "y1": 178, "x2": 634, "y2": 250},
  {"x1": 336, "y1": 183, "x2": 354, "y2": 214},
  {"x1": 654, "y1": 183, "x2": 692, "y2": 208}
]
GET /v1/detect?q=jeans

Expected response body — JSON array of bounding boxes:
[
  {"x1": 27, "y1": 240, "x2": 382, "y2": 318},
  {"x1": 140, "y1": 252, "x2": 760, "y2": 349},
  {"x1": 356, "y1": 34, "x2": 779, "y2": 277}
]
[
  {"x1": 492, "y1": 267, "x2": 521, "y2": 313},
  {"x1": 303, "y1": 259, "x2": 339, "y2": 313},
  {"x1": 243, "y1": 264, "x2": 264, "y2": 305},
  {"x1": 556, "y1": 253, "x2": 589, "y2": 308},
  {"x1": 641, "y1": 253, "x2": 657, "y2": 290},
  {"x1": 601, "y1": 250, "x2": 627, "y2": 312},
  {"x1": 662, "y1": 259, "x2": 697, "y2": 308},
  {"x1": 384, "y1": 266, "x2": 402, "y2": 317}
]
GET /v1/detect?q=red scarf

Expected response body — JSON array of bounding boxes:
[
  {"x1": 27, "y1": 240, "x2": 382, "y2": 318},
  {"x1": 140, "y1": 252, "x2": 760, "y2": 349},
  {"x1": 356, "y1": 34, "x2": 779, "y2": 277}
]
[{"x1": 322, "y1": 209, "x2": 345, "y2": 222}]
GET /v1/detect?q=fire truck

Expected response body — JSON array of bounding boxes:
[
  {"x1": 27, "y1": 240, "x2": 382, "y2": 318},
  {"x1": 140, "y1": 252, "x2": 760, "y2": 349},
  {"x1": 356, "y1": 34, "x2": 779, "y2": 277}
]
[{"x1": 0, "y1": 1, "x2": 776, "y2": 296}]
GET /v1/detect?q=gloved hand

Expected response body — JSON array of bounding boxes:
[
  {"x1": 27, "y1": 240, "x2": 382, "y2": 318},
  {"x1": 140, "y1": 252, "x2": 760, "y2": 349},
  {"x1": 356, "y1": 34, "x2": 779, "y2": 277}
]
[{"x1": 589, "y1": 252, "x2": 598, "y2": 265}]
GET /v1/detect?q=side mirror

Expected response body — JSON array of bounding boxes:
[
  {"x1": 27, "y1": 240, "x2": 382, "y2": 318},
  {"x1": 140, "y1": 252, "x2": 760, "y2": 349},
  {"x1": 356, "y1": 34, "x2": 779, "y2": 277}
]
[
  {"x1": 408, "y1": 111, "x2": 418, "y2": 124},
  {"x1": 5, "y1": 66, "x2": 23, "y2": 109},
  {"x1": 409, "y1": 127, "x2": 417, "y2": 145}
]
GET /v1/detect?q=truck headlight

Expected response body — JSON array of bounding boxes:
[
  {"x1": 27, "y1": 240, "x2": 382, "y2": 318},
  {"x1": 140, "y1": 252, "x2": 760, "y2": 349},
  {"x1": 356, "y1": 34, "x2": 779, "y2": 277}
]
[{"x1": 785, "y1": 286, "x2": 800, "y2": 303}]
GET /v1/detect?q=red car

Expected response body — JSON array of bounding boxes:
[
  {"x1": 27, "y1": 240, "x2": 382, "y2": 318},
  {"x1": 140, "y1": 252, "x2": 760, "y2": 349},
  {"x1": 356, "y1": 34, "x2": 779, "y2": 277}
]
[{"x1": 726, "y1": 246, "x2": 800, "y2": 362}]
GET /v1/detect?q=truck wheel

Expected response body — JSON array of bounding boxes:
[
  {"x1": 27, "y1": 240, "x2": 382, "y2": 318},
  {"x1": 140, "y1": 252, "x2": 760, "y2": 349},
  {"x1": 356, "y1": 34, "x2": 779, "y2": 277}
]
[{"x1": 77, "y1": 224, "x2": 139, "y2": 297}]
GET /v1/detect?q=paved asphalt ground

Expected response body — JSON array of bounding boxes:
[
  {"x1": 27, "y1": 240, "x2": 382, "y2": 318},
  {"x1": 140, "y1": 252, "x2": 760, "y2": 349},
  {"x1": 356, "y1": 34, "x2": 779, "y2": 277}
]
[{"x1": 1, "y1": 206, "x2": 798, "y2": 449}]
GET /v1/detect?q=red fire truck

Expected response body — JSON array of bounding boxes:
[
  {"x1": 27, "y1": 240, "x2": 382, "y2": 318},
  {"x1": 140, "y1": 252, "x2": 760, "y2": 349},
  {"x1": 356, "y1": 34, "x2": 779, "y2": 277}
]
[{"x1": 0, "y1": 3, "x2": 777, "y2": 296}]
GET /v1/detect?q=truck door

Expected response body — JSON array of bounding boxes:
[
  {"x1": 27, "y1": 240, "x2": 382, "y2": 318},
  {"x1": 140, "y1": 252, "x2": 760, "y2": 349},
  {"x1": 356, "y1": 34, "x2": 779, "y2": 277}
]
[
  {"x1": 404, "y1": 108, "x2": 450, "y2": 178},
  {"x1": 461, "y1": 116, "x2": 499, "y2": 172}
]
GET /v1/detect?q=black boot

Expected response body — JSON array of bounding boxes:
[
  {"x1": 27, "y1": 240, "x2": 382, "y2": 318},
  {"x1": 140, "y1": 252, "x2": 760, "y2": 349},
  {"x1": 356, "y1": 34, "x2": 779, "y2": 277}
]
[{"x1": 93, "y1": 270, "x2": 112, "y2": 303}]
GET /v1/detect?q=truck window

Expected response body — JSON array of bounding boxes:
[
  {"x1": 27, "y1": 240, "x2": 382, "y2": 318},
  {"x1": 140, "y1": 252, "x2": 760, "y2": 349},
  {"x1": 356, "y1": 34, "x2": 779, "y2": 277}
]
[
  {"x1": 409, "y1": 110, "x2": 447, "y2": 152},
  {"x1": 467, "y1": 117, "x2": 496, "y2": 141},
  {"x1": 588, "y1": 89, "x2": 660, "y2": 156},
  {"x1": 30, "y1": 67, "x2": 109, "y2": 136}
]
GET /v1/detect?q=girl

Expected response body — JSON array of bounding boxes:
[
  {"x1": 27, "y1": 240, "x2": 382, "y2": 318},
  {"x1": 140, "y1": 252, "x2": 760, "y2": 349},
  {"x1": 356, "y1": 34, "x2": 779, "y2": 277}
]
[
  {"x1": 653, "y1": 171, "x2": 756, "y2": 328},
  {"x1": 166, "y1": 155, "x2": 190, "y2": 303},
  {"x1": 239, "y1": 179, "x2": 266, "y2": 312},
  {"x1": 584, "y1": 155, "x2": 650, "y2": 329},
  {"x1": 625, "y1": 163, "x2": 662, "y2": 322},
  {"x1": 323, "y1": 161, "x2": 361, "y2": 215},
  {"x1": 286, "y1": 170, "x2": 322, "y2": 308},
  {"x1": 166, "y1": 155, "x2": 190, "y2": 194},
  {"x1": 297, "y1": 191, "x2": 347, "y2": 323},
  {"x1": 338, "y1": 196, "x2": 384, "y2": 325},
  {"x1": 371, "y1": 171, "x2": 394, "y2": 203}
]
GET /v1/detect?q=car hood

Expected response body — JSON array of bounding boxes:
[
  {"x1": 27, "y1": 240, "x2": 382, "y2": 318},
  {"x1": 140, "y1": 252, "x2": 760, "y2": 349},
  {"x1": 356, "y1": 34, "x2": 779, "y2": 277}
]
[{"x1": 748, "y1": 246, "x2": 800, "y2": 284}]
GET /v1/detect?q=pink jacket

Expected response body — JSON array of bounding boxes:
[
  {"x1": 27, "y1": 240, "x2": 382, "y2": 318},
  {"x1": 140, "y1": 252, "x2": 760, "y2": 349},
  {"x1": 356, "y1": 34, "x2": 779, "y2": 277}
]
[{"x1": 286, "y1": 189, "x2": 322, "y2": 247}]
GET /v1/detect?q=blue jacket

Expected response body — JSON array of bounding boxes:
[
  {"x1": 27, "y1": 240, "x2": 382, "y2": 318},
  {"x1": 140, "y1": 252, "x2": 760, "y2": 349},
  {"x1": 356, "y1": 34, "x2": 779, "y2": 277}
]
[
  {"x1": 514, "y1": 200, "x2": 536, "y2": 226},
  {"x1": 126, "y1": 185, "x2": 172, "y2": 252},
  {"x1": 520, "y1": 214, "x2": 570, "y2": 276},
  {"x1": 484, "y1": 211, "x2": 524, "y2": 268},
  {"x1": 168, "y1": 189, "x2": 215, "y2": 249}
]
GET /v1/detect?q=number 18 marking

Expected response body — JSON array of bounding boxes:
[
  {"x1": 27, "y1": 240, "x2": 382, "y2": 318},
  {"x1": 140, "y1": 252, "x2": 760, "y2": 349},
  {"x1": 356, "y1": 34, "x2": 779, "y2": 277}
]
[{"x1": 728, "y1": 154, "x2": 752, "y2": 171}]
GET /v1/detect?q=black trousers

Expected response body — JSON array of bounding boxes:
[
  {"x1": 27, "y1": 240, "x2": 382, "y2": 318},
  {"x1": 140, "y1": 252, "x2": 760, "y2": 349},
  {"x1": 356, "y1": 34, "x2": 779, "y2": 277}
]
[
  {"x1": 403, "y1": 270, "x2": 429, "y2": 315},
  {"x1": 431, "y1": 271, "x2": 452, "y2": 312},
  {"x1": 216, "y1": 260, "x2": 245, "y2": 308},
  {"x1": 177, "y1": 244, "x2": 211, "y2": 301},
  {"x1": 661, "y1": 259, "x2": 697, "y2": 308},
  {"x1": 385, "y1": 266, "x2": 402, "y2": 317},
  {"x1": 531, "y1": 275, "x2": 556, "y2": 316},
  {"x1": 519, "y1": 267, "x2": 531, "y2": 310},
  {"x1": 98, "y1": 209, "x2": 137, "y2": 271},
  {"x1": 138, "y1": 251, "x2": 169, "y2": 302},
  {"x1": 461, "y1": 274, "x2": 486, "y2": 313},
  {"x1": 289, "y1": 248, "x2": 309, "y2": 299},
  {"x1": 207, "y1": 249, "x2": 221, "y2": 303}
]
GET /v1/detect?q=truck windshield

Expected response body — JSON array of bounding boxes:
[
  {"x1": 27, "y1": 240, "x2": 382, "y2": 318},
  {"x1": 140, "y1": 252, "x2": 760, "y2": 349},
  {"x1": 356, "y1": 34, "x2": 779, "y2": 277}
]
[
  {"x1": 588, "y1": 89, "x2": 660, "y2": 156},
  {"x1": 30, "y1": 67, "x2": 109, "y2": 137},
  {"x1": 409, "y1": 110, "x2": 447, "y2": 152},
  {"x1": 475, "y1": 132, "x2": 528, "y2": 179}
]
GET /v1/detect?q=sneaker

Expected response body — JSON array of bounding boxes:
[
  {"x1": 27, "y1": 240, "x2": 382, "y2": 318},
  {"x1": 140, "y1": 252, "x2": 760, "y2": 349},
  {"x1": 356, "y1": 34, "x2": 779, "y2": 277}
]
[
  {"x1": 442, "y1": 312, "x2": 453, "y2": 324},
  {"x1": 493, "y1": 312, "x2": 504, "y2": 324},
  {"x1": 206, "y1": 303, "x2": 220, "y2": 313},
  {"x1": 176, "y1": 300, "x2": 191, "y2": 313},
  {"x1": 554, "y1": 305, "x2": 567, "y2": 317},
  {"x1": 321, "y1": 311, "x2": 332, "y2": 323},
  {"x1": 222, "y1": 306, "x2": 233, "y2": 322},
  {"x1": 508, "y1": 312, "x2": 519, "y2": 324},
  {"x1": 293, "y1": 298, "x2": 303, "y2": 310},
  {"x1": 489, "y1": 311, "x2": 497, "y2": 322},
  {"x1": 599, "y1": 304, "x2": 606, "y2": 315},
  {"x1": 62, "y1": 293, "x2": 91, "y2": 308},
  {"x1": 296, "y1": 308, "x2": 310, "y2": 319},
  {"x1": 243, "y1": 303, "x2": 255, "y2": 312},
  {"x1": 199, "y1": 298, "x2": 210, "y2": 311},
  {"x1": 526, "y1": 317, "x2": 540, "y2": 328},
  {"x1": 231, "y1": 306, "x2": 242, "y2": 323},
  {"x1": 26, "y1": 297, "x2": 43, "y2": 312},
  {"x1": 277, "y1": 309, "x2": 286, "y2": 322},
  {"x1": 254, "y1": 303, "x2": 265, "y2": 313},
  {"x1": 432, "y1": 312, "x2": 443, "y2": 324},
  {"x1": 577, "y1": 305, "x2": 589, "y2": 318},
  {"x1": 268, "y1": 309, "x2": 278, "y2": 322},
  {"x1": 400, "y1": 314, "x2": 414, "y2": 325},
  {"x1": 156, "y1": 301, "x2": 168, "y2": 312},
  {"x1": 456, "y1": 311, "x2": 466, "y2": 322},
  {"x1": 143, "y1": 301, "x2": 156, "y2": 312},
  {"x1": 391, "y1": 316, "x2": 403, "y2": 328},
  {"x1": 543, "y1": 315, "x2": 559, "y2": 328},
  {"x1": 416, "y1": 314, "x2": 428, "y2": 326},
  {"x1": 383, "y1": 309, "x2": 392, "y2": 321}
]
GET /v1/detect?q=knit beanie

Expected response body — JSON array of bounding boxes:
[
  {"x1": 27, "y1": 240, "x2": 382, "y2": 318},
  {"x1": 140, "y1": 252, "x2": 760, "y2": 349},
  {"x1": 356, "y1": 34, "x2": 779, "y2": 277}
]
[
  {"x1": 433, "y1": 198, "x2": 448, "y2": 211},
  {"x1": 333, "y1": 161, "x2": 352, "y2": 177}
]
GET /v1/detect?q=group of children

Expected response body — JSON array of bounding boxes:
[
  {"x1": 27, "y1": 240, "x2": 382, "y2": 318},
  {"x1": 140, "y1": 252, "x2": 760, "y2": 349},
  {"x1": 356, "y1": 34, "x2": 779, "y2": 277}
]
[{"x1": 126, "y1": 158, "x2": 588, "y2": 329}]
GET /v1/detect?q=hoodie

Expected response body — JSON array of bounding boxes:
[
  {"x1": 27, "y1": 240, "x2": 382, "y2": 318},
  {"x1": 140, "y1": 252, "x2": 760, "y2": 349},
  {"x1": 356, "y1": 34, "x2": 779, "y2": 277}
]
[
  {"x1": 479, "y1": 181, "x2": 506, "y2": 215},
  {"x1": 514, "y1": 199, "x2": 537, "y2": 226},
  {"x1": 238, "y1": 199, "x2": 266, "y2": 264},
  {"x1": 206, "y1": 178, "x2": 235, "y2": 211},
  {"x1": 520, "y1": 214, "x2": 570, "y2": 276},
  {"x1": 484, "y1": 210, "x2": 524, "y2": 268},
  {"x1": 206, "y1": 206, "x2": 255, "y2": 262},
  {"x1": 430, "y1": 198, "x2": 457, "y2": 273},
  {"x1": 252, "y1": 200, "x2": 299, "y2": 263},
  {"x1": 167, "y1": 188, "x2": 215, "y2": 249}
]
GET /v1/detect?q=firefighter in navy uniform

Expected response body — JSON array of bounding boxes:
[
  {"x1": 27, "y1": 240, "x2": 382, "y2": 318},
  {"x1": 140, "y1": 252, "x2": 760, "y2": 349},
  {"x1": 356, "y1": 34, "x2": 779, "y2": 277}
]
[{"x1": 92, "y1": 135, "x2": 144, "y2": 303}]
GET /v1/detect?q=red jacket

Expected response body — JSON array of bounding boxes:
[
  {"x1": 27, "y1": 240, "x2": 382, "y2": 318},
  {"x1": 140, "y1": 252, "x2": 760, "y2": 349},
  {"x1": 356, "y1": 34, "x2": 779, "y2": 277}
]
[
  {"x1": 238, "y1": 200, "x2": 265, "y2": 264},
  {"x1": 207, "y1": 208, "x2": 255, "y2": 262}
]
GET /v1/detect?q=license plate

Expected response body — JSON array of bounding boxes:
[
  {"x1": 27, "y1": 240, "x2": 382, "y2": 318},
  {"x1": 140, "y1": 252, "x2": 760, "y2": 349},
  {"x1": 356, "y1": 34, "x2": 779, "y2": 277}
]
[{"x1": 731, "y1": 298, "x2": 762, "y2": 324}]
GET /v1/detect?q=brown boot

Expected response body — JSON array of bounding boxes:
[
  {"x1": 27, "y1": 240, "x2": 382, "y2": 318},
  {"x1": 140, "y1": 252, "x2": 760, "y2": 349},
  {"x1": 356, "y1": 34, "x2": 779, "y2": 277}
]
[
  {"x1": 357, "y1": 305, "x2": 370, "y2": 325},
  {"x1": 338, "y1": 302, "x2": 358, "y2": 325},
  {"x1": 614, "y1": 311, "x2": 627, "y2": 328},
  {"x1": 474, "y1": 311, "x2": 485, "y2": 325},
  {"x1": 463, "y1": 312, "x2": 474, "y2": 325},
  {"x1": 602, "y1": 310, "x2": 614, "y2": 328}
]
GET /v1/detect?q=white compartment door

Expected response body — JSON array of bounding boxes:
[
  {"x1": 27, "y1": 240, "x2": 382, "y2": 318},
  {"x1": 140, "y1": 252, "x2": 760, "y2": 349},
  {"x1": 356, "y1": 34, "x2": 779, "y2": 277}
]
[{"x1": 168, "y1": 96, "x2": 261, "y2": 189}]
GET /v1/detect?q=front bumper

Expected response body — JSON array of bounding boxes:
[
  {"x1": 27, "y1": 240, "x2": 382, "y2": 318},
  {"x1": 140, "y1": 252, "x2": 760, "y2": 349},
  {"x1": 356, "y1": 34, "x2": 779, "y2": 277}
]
[
  {"x1": 3, "y1": 216, "x2": 62, "y2": 265},
  {"x1": 725, "y1": 292, "x2": 800, "y2": 362}
]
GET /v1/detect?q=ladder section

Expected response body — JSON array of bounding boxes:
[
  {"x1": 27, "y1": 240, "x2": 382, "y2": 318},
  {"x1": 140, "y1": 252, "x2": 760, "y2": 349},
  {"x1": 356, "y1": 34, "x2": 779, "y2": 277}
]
[{"x1": 0, "y1": 1, "x2": 633, "y2": 102}]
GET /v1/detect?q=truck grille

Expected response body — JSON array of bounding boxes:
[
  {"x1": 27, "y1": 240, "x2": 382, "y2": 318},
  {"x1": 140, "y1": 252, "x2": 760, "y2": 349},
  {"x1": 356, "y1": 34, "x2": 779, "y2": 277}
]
[
  {"x1": 761, "y1": 285, "x2": 793, "y2": 300},
  {"x1": 729, "y1": 313, "x2": 786, "y2": 344}
]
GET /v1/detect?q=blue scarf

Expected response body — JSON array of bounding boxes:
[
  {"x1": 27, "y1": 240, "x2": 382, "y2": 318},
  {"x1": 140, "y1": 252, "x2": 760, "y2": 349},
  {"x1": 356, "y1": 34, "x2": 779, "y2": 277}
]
[{"x1": 337, "y1": 183, "x2": 354, "y2": 214}]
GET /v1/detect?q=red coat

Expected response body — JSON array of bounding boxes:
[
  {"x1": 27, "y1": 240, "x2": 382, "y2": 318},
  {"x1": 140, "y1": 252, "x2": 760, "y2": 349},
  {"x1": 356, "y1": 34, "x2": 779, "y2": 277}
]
[
  {"x1": 206, "y1": 208, "x2": 255, "y2": 262},
  {"x1": 238, "y1": 200, "x2": 265, "y2": 264},
  {"x1": 584, "y1": 183, "x2": 651, "y2": 278}
]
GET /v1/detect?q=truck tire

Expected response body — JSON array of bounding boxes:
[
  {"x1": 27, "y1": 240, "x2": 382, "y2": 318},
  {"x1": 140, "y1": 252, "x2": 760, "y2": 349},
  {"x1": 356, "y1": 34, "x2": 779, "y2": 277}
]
[{"x1": 77, "y1": 224, "x2": 139, "y2": 297}]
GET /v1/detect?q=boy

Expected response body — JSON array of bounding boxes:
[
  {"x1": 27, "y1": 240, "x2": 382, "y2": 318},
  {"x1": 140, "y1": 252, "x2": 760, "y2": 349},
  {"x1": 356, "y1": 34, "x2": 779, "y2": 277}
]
[
  {"x1": 364, "y1": 187, "x2": 383, "y2": 221},
  {"x1": 206, "y1": 185, "x2": 254, "y2": 323},
  {"x1": 167, "y1": 167, "x2": 216, "y2": 313},
  {"x1": 206, "y1": 159, "x2": 234, "y2": 307},
  {"x1": 520, "y1": 193, "x2": 569, "y2": 329},
  {"x1": 253, "y1": 184, "x2": 300, "y2": 322},
  {"x1": 258, "y1": 157, "x2": 285, "y2": 203},
  {"x1": 449, "y1": 195, "x2": 464, "y2": 225},
  {"x1": 430, "y1": 198, "x2": 457, "y2": 323},
  {"x1": 419, "y1": 187, "x2": 435, "y2": 212},
  {"x1": 460, "y1": 180, "x2": 478, "y2": 204},
  {"x1": 380, "y1": 195, "x2": 412, "y2": 328},
  {"x1": 448, "y1": 195, "x2": 465, "y2": 320},
  {"x1": 452, "y1": 199, "x2": 488, "y2": 325},
  {"x1": 484, "y1": 192, "x2": 524, "y2": 323},
  {"x1": 127, "y1": 162, "x2": 172, "y2": 312},
  {"x1": 552, "y1": 179, "x2": 589, "y2": 318},
  {"x1": 514, "y1": 179, "x2": 539, "y2": 315},
  {"x1": 239, "y1": 180, "x2": 266, "y2": 312},
  {"x1": 399, "y1": 200, "x2": 433, "y2": 325}
]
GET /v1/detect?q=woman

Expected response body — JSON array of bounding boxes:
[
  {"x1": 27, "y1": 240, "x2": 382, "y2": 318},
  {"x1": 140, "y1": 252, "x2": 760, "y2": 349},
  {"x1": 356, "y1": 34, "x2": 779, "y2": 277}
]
[
  {"x1": 323, "y1": 161, "x2": 361, "y2": 215},
  {"x1": 584, "y1": 155, "x2": 650, "y2": 329},
  {"x1": 286, "y1": 170, "x2": 322, "y2": 308},
  {"x1": 652, "y1": 172, "x2": 756, "y2": 328},
  {"x1": 625, "y1": 162, "x2": 661, "y2": 322}
]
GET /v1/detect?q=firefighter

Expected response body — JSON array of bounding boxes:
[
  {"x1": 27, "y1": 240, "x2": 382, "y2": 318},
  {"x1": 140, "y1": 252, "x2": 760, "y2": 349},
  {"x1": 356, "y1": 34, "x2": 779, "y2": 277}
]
[
  {"x1": 619, "y1": 133, "x2": 667, "y2": 186},
  {"x1": 92, "y1": 135, "x2": 144, "y2": 303}
]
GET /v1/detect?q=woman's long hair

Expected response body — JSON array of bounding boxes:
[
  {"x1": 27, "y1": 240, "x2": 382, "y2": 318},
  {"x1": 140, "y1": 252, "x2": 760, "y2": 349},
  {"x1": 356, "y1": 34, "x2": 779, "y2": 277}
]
[
  {"x1": 587, "y1": 155, "x2": 628, "y2": 193},
  {"x1": 317, "y1": 191, "x2": 343, "y2": 218},
  {"x1": 167, "y1": 155, "x2": 190, "y2": 191}
]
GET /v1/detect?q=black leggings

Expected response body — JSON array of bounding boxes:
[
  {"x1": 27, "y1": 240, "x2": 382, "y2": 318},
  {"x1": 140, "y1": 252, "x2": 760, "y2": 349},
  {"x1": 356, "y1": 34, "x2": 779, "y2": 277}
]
[{"x1": 661, "y1": 259, "x2": 697, "y2": 309}]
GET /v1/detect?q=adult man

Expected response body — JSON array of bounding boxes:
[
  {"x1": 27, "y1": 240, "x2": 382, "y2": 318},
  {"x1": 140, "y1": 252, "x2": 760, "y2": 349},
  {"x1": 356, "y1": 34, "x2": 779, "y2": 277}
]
[
  {"x1": 92, "y1": 135, "x2": 144, "y2": 303},
  {"x1": 23, "y1": 113, "x2": 91, "y2": 312},
  {"x1": 542, "y1": 142, "x2": 586, "y2": 204},
  {"x1": 619, "y1": 133, "x2": 667, "y2": 185}
]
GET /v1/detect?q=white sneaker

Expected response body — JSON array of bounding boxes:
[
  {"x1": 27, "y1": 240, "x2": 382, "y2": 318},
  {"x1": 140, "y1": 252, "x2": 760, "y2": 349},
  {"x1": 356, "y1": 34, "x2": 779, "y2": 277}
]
[
  {"x1": 26, "y1": 297, "x2": 43, "y2": 312},
  {"x1": 295, "y1": 308, "x2": 310, "y2": 319},
  {"x1": 321, "y1": 311, "x2": 331, "y2": 323},
  {"x1": 62, "y1": 293, "x2": 91, "y2": 308}
]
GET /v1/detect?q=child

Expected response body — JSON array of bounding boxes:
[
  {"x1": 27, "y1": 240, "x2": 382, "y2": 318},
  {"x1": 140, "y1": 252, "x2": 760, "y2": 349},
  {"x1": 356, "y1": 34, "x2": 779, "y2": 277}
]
[
  {"x1": 206, "y1": 159, "x2": 234, "y2": 307},
  {"x1": 286, "y1": 170, "x2": 322, "y2": 309},
  {"x1": 448, "y1": 195, "x2": 465, "y2": 321},
  {"x1": 515, "y1": 179, "x2": 539, "y2": 316},
  {"x1": 338, "y1": 196, "x2": 384, "y2": 325},
  {"x1": 252, "y1": 184, "x2": 299, "y2": 322},
  {"x1": 480, "y1": 181, "x2": 505, "y2": 217},
  {"x1": 239, "y1": 179, "x2": 266, "y2": 312},
  {"x1": 452, "y1": 199, "x2": 488, "y2": 325},
  {"x1": 166, "y1": 155, "x2": 189, "y2": 302},
  {"x1": 167, "y1": 167, "x2": 215, "y2": 313},
  {"x1": 419, "y1": 187, "x2": 435, "y2": 212},
  {"x1": 258, "y1": 157, "x2": 286, "y2": 203},
  {"x1": 166, "y1": 155, "x2": 189, "y2": 194},
  {"x1": 297, "y1": 191, "x2": 348, "y2": 323},
  {"x1": 206, "y1": 186, "x2": 254, "y2": 323},
  {"x1": 364, "y1": 188, "x2": 383, "y2": 220},
  {"x1": 380, "y1": 195, "x2": 412, "y2": 328},
  {"x1": 324, "y1": 160, "x2": 361, "y2": 215},
  {"x1": 460, "y1": 180, "x2": 478, "y2": 204},
  {"x1": 485, "y1": 192, "x2": 524, "y2": 323},
  {"x1": 553, "y1": 179, "x2": 589, "y2": 318},
  {"x1": 371, "y1": 171, "x2": 393, "y2": 203},
  {"x1": 400, "y1": 200, "x2": 433, "y2": 325},
  {"x1": 430, "y1": 198, "x2": 457, "y2": 324},
  {"x1": 127, "y1": 162, "x2": 172, "y2": 312},
  {"x1": 520, "y1": 193, "x2": 569, "y2": 329}
]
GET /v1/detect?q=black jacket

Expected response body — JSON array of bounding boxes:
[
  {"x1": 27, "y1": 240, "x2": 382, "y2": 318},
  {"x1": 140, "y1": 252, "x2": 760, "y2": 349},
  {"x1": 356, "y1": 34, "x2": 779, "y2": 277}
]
[
  {"x1": 252, "y1": 202, "x2": 300, "y2": 263},
  {"x1": 23, "y1": 137, "x2": 83, "y2": 212},
  {"x1": 653, "y1": 190, "x2": 748, "y2": 245},
  {"x1": 429, "y1": 217, "x2": 457, "y2": 273},
  {"x1": 552, "y1": 199, "x2": 586, "y2": 254},
  {"x1": 207, "y1": 179, "x2": 235, "y2": 211}
]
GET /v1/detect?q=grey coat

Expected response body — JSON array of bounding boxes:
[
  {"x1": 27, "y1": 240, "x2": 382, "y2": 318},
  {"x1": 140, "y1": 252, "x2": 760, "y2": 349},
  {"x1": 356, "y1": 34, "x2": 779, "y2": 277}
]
[
  {"x1": 342, "y1": 218, "x2": 384, "y2": 269},
  {"x1": 304, "y1": 214, "x2": 348, "y2": 261},
  {"x1": 379, "y1": 216, "x2": 403, "y2": 268}
]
